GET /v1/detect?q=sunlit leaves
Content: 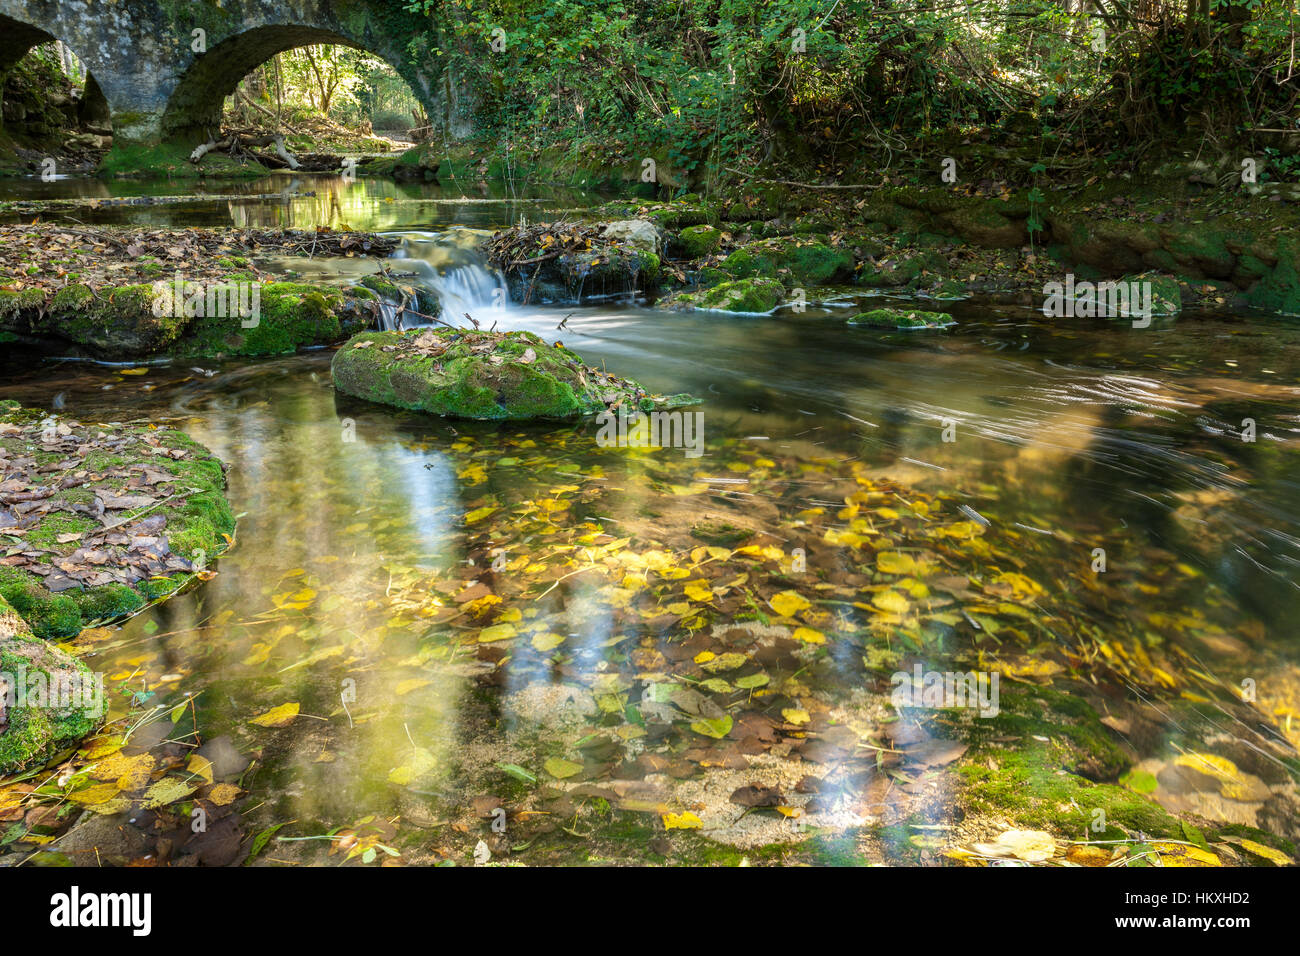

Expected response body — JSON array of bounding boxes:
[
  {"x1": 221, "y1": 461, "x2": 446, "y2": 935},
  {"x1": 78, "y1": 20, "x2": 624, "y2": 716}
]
[
  {"x1": 250, "y1": 702, "x2": 300, "y2": 727},
  {"x1": 769, "y1": 590, "x2": 810, "y2": 617}
]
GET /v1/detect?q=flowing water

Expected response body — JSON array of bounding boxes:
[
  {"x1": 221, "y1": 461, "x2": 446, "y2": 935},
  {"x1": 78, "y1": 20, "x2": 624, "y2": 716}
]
[{"x1": 2, "y1": 172, "x2": 1299, "y2": 865}]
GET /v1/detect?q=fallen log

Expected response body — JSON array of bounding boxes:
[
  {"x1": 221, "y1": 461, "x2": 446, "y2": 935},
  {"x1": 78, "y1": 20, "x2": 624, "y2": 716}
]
[{"x1": 189, "y1": 131, "x2": 300, "y2": 170}]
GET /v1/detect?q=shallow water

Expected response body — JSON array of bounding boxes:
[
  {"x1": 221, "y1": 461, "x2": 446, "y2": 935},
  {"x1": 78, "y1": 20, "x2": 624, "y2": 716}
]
[{"x1": 1, "y1": 177, "x2": 1298, "y2": 865}]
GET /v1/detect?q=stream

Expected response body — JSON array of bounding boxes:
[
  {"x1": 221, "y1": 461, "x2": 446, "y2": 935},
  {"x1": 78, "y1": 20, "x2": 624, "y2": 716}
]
[{"x1": 2, "y1": 172, "x2": 1298, "y2": 865}]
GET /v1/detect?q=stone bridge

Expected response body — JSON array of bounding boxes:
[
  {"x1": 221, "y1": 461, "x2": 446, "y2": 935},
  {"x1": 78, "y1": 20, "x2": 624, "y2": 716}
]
[{"x1": 0, "y1": 0, "x2": 449, "y2": 153}]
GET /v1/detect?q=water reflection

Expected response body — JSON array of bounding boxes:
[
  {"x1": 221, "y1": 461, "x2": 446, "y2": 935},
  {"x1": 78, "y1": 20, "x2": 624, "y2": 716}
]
[
  {"x1": 1, "y1": 186, "x2": 1299, "y2": 863},
  {"x1": 0, "y1": 172, "x2": 612, "y2": 231}
]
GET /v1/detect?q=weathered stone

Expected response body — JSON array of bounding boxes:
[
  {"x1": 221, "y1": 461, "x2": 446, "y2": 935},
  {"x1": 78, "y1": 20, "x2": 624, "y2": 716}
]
[
  {"x1": 600, "y1": 220, "x2": 663, "y2": 255},
  {"x1": 0, "y1": 0, "x2": 445, "y2": 170}
]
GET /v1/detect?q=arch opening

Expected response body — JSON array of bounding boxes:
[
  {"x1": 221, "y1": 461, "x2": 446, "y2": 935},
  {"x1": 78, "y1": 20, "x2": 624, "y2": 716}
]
[
  {"x1": 162, "y1": 25, "x2": 432, "y2": 154},
  {"x1": 0, "y1": 13, "x2": 111, "y2": 174}
]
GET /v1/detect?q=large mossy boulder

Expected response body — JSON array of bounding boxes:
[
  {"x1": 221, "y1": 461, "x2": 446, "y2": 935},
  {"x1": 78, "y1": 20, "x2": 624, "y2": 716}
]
[
  {"x1": 332, "y1": 328, "x2": 697, "y2": 420},
  {"x1": 0, "y1": 594, "x2": 104, "y2": 773},
  {"x1": 0, "y1": 400, "x2": 234, "y2": 640}
]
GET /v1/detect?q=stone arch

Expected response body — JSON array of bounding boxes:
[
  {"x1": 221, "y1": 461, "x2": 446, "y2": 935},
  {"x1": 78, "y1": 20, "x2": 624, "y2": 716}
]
[
  {"x1": 160, "y1": 24, "x2": 434, "y2": 145},
  {"x1": 0, "y1": 12, "x2": 111, "y2": 143},
  {"x1": 0, "y1": 0, "x2": 451, "y2": 157}
]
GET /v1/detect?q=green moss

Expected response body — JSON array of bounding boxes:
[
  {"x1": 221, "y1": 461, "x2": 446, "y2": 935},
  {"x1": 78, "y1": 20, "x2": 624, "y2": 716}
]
[
  {"x1": 98, "y1": 140, "x2": 264, "y2": 180},
  {"x1": 855, "y1": 251, "x2": 945, "y2": 289},
  {"x1": 23, "y1": 514, "x2": 100, "y2": 550},
  {"x1": 690, "y1": 520, "x2": 753, "y2": 546},
  {"x1": 848, "y1": 308, "x2": 954, "y2": 330},
  {"x1": 34, "y1": 282, "x2": 186, "y2": 355},
  {"x1": 675, "y1": 224, "x2": 723, "y2": 259},
  {"x1": 647, "y1": 201, "x2": 721, "y2": 228},
  {"x1": 0, "y1": 567, "x2": 82, "y2": 640},
  {"x1": 360, "y1": 275, "x2": 402, "y2": 300},
  {"x1": 0, "y1": 624, "x2": 104, "y2": 772},
  {"x1": 0, "y1": 287, "x2": 48, "y2": 321},
  {"x1": 1120, "y1": 272, "x2": 1182, "y2": 316},
  {"x1": 0, "y1": 407, "x2": 234, "y2": 640},
  {"x1": 71, "y1": 583, "x2": 146, "y2": 623},
  {"x1": 958, "y1": 748, "x2": 1185, "y2": 841},
  {"x1": 332, "y1": 329, "x2": 697, "y2": 420},
  {"x1": 692, "y1": 278, "x2": 785, "y2": 313},
  {"x1": 716, "y1": 237, "x2": 852, "y2": 286},
  {"x1": 1245, "y1": 239, "x2": 1300, "y2": 315},
  {"x1": 180, "y1": 282, "x2": 372, "y2": 357}
]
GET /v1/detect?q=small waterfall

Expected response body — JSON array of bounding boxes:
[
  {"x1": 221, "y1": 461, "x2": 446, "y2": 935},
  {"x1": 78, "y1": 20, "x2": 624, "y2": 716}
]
[
  {"x1": 377, "y1": 299, "x2": 401, "y2": 332},
  {"x1": 428, "y1": 264, "x2": 508, "y2": 320},
  {"x1": 385, "y1": 229, "x2": 508, "y2": 329}
]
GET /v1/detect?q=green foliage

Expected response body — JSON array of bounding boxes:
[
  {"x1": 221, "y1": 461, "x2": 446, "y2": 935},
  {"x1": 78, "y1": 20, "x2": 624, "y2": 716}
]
[{"x1": 399, "y1": 0, "x2": 1297, "y2": 182}]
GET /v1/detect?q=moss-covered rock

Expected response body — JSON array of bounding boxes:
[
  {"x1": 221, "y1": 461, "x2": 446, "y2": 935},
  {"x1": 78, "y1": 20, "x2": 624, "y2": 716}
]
[
  {"x1": 720, "y1": 237, "x2": 854, "y2": 286},
  {"x1": 331, "y1": 329, "x2": 698, "y2": 420},
  {"x1": 182, "y1": 282, "x2": 376, "y2": 357},
  {"x1": 1, "y1": 278, "x2": 378, "y2": 360},
  {"x1": 848, "y1": 308, "x2": 955, "y2": 330},
  {"x1": 674, "y1": 277, "x2": 786, "y2": 314},
  {"x1": 0, "y1": 401, "x2": 234, "y2": 640},
  {"x1": 674, "y1": 224, "x2": 723, "y2": 259},
  {"x1": 645, "y1": 199, "x2": 722, "y2": 228},
  {"x1": 0, "y1": 594, "x2": 105, "y2": 773},
  {"x1": 1244, "y1": 238, "x2": 1300, "y2": 315}
]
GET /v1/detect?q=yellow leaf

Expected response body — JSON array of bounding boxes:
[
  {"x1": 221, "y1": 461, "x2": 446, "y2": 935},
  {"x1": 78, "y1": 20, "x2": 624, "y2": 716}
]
[
  {"x1": 662, "y1": 811, "x2": 703, "y2": 830},
  {"x1": 68, "y1": 782, "x2": 122, "y2": 806},
  {"x1": 78, "y1": 735, "x2": 125, "y2": 760},
  {"x1": 186, "y1": 754, "x2": 215, "y2": 784},
  {"x1": 1237, "y1": 838, "x2": 1293, "y2": 866},
  {"x1": 388, "y1": 747, "x2": 437, "y2": 786},
  {"x1": 478, "y1": 623, "x2": 517, "y2": 642},
  {"x1": 684, "y1": 580, "x2": 715, "y2": 603},
  {"x1": 1173, "y1": 752, "x2": 1240, "y2": 781},
  {"x1": 782, "y1": 708, "x2": 810, "y2": 725},
  {"x1": 531, "y1": 632, "x2": 566, "y2": 652},
  {"x1": 871, "y1": 589, "x2": 910, "y2": 614},
  {"x1": 142, "y1": 777, "x2": 196, "y2": 809},
  {"x1": 876, "y1": 551, "x2": 917, "y2": 575},
  {"x1": 770, "y1": 590, "x2": 811, "y2": 617},
  {"x1": 250, "y1": 702, "x2": 300, "y2": 728},
  {"x1": 396, "y1": 679, "x2": 431, "y2": 695},
  {"x1": 465, "y1": 505, "x2": 497, "y2": 525},
  {"x1": 544, "y1": 757, "x2": 583, "y2": 779},
  {"x1": 791, "y1": 626, "x2": 826, "y2": 644},
  {"x1": 206, "y1": 783, "x2": 242, "y2": 807}
]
